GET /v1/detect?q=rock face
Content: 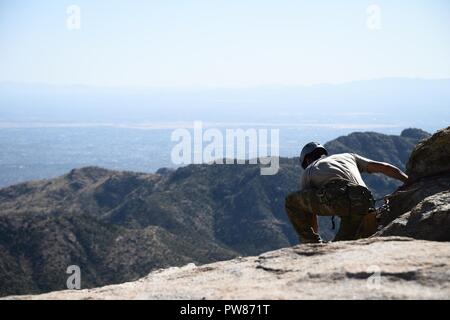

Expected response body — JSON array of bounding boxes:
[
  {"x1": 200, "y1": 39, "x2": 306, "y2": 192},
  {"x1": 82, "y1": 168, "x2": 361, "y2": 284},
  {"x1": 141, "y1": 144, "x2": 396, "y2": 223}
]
[
  {"x1": 6, "y1": 237, "x2": 450, "y2": 300},
  {"x1": 377, "y1": 126, "x2": 450, "y2": 240}
]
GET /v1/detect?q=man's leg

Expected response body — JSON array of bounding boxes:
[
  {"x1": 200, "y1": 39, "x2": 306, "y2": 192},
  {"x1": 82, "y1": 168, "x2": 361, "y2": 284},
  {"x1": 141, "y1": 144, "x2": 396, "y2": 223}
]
[
  {"x1": 334, "y1": 215, "x2": 364, "y2": 241},
  {"x1": 356, "y1": 211, "x2": 378, "y2": 239},
  {"x1": 285, "y1": 183, "x2": 375, "y2": 243},
  {"x1": 285, "y1": 190, "x2": 333, "y2": 243},
  {"x1": 322, "y1": 181, "x2": 375, "y2": 241},
  {"x1": 334, "y1": 212, "x2": 377, "y2": 241}
]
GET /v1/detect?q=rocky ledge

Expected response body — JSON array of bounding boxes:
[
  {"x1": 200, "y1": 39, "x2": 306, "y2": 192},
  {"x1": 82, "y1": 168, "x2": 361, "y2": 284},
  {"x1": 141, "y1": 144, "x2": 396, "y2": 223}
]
[{"x1": 5, "y1": 237, "x2": 450, "y2": 300}]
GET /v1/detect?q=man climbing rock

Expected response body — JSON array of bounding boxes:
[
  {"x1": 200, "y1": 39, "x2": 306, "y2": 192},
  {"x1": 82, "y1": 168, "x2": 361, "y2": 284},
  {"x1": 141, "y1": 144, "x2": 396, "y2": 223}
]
[{"x1": 285, "y1": 142, "x2": 409, "y2": 243}]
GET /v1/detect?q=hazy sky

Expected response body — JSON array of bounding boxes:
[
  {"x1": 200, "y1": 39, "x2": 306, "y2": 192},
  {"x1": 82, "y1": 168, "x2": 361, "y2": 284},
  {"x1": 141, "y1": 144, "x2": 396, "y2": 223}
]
[{"x1": 1, "y1": 0, "x2": 449, "y2": 87}]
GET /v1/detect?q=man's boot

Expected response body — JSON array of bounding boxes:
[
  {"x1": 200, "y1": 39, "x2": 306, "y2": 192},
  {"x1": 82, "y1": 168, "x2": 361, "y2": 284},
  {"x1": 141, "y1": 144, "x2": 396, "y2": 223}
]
[{"x1": 300, "y1": 228, "x2": 324, "y2": 244}]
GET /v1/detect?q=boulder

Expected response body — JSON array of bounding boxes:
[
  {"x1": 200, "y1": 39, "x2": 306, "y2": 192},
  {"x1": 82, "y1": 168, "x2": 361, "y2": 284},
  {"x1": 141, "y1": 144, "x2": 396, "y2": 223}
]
[
  {"x1": 377, "y1": 126, "x2": 450, "y2": 239},
  {"x1": 406, "y1": 126, "x2": 450, "y2": 180},
  {"x1": 378, "y1": 191, "x2": 450, "y2": 241}
]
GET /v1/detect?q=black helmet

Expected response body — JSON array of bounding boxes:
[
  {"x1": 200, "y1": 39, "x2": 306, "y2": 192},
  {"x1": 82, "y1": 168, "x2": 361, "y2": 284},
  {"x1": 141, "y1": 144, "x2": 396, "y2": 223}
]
[{"x1": 300, "y1": 142, "x2": 328, "y2": 169}]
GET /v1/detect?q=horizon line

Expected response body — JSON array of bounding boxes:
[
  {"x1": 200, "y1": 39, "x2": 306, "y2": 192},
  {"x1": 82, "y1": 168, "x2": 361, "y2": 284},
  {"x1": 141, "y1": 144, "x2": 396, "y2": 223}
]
[{"x1": 1, "y1": 77, "x2": 450, "y2": 91}]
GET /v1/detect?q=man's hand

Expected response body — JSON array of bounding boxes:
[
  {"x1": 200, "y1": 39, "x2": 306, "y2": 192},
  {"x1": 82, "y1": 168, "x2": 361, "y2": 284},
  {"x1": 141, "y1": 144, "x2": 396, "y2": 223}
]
[{"x1": 367, "y1": 161, "x2": 409, "y2": 183}]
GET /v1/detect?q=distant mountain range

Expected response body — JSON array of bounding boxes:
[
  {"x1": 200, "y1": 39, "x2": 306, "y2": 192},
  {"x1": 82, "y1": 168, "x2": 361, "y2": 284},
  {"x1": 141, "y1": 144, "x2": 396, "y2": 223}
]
[{"x1": 0, "y1": 128, "x2": 429, "y2": 297}]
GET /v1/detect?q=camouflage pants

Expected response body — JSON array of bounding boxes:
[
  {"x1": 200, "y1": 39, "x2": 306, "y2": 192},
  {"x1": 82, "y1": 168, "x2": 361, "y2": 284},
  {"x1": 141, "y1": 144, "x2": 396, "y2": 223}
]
[{"x1": 285, "y1": 180, "x2": 374, "y2": 243}]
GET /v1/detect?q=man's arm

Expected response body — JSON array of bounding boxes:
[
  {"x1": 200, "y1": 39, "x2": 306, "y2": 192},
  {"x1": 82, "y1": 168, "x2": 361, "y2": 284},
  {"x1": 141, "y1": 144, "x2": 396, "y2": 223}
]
[{"x1": 366, "y1": 161, "x2": 409, "y2": 183}]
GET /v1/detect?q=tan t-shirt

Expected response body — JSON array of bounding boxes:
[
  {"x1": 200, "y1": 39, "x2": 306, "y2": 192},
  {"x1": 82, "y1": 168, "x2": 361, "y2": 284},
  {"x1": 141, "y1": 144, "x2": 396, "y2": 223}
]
[{"x1": 299, "y1": 153, "x2": 372, "y2": 190}]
